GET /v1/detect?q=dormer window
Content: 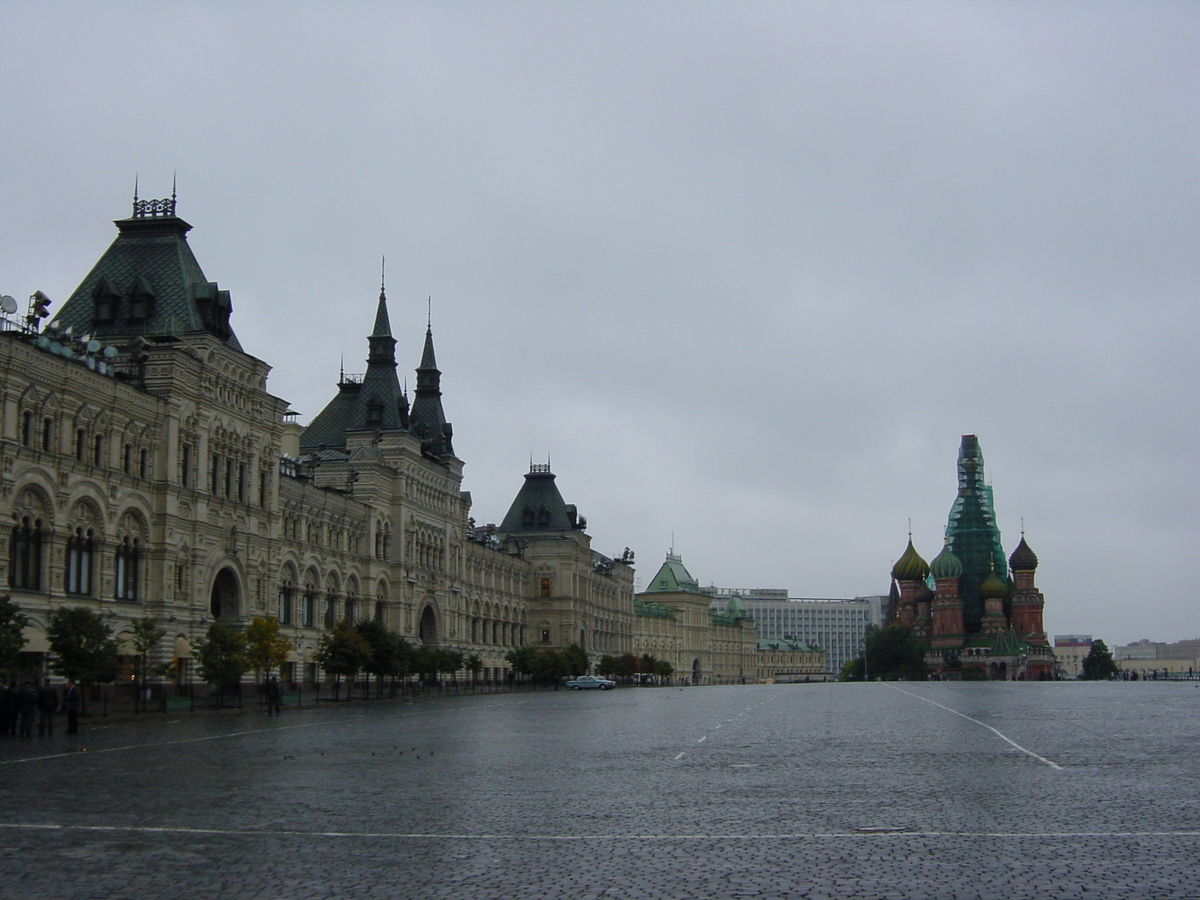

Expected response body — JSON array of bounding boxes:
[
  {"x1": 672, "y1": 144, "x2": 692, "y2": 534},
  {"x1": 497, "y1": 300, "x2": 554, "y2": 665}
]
[
  {"x1": 366, "y1": 400, "x2": 383, "y2": 426},
  {"x1": 126, "y1": 277, "x2": 155, "y2": 322},
  {"x1": 92, "y1": 277, "x2": 120, "y2": 324}
]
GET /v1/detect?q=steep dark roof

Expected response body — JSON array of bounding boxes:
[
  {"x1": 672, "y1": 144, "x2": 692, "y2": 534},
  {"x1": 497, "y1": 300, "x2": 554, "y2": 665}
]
[
  {"x1": 409, "y1": 325, "x2": 453, "y2": 458},
  {"x1": 498, "y1": 465, "x2": 584, "y2": 533},
  {"x1": 50, "y1": 199, "x2": 242, "y2": 350},
  {"x1": 300, "y1": 290, "x2": 410, "y2": 452}
]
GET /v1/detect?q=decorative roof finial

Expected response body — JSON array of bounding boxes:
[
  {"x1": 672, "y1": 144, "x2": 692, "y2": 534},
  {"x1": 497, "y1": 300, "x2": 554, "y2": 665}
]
[
  {"x1": 133, "y1": 174, "x2": 139, "y2": 206},
  {"x1": 1021, "y1": 517, "x2": 1025, "y2": 537},
  {"x1": 172, "y1": 172, "x2": 177, "y2": 205},
  {"x1": 380, "y1": 256, "x2": 386, "y2": 298},
  {"x1": 427, "y1": 295, "x2": 432, "y2": 331}
]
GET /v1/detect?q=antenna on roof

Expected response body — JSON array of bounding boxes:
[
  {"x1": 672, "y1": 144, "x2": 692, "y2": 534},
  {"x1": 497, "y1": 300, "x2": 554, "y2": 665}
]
[
  {"x1": 427, "y1": 295, "x2": 432, "y2": 330},
  {"x1": 380, "y1": 256, "x2": 386, "y2": 298}
]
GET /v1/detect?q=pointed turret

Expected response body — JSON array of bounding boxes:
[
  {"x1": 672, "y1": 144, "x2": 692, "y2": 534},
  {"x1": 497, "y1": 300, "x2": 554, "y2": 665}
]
[
  {"x1": 409, "y1": 316, "x2": 454, "y2": 458},
  {"x1": 300, "y1": 284, "x2": 410, "y2": 452}
]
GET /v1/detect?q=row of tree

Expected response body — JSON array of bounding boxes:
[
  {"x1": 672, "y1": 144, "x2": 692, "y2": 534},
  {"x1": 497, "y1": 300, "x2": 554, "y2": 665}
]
[{"x1": 596, "y1": 653, "x2": 674, "y2": 681}]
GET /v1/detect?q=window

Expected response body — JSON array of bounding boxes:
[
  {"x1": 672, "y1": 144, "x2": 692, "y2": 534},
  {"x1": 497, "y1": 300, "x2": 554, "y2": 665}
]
[
  {"x1": 139, "y1": 449, "x2": 148, "y2": 480},
  {"x1": 41, "y1": 418, "x2": 53, "y2": 452},
  {"x1": 541, "y1": 628, "x2": 551, "y2": 643},
  {"x1": 237, "y1": 463, "x2": 246, "y2": 502},
  {"x1": 75, "y1": 429, "x2": 86, "y2": 461},
  {"x1": 9, "y1": 517, "x2": 42, "y2": 591},
  {"x1": 278, "y1": 583, "x2": 294, "y2": 625},
  {"x1": 21, "y1": 412, "x2": 33, "y2": 448},
  {"x1": 115, "y1": 536, "x2": 140, "y2": 601},
  {"x1": 181, "y1": 444, "x2": 191, "y2": 488},
  {"x1": 540, "y1": 578, "x2": 551, "y2": 597},
  {"x1": 65, "y1": 527, "x2": 94, "y2": 596},
  {"x1": 323, "y1": 593, "x2": 336, "y2": 629},
  {"x1": 93, "y1": 435, "x2": 103, "y2": 466},
  {"x1": 374, "y1": 600, "x2": 386, "y2": 623},
  {"x1": 210, "y1": 455, "x2": 220, "y2": 494},
  {"x1": 302, "y1": 588, "x2": 315, "y2": 627},
  {"x1": 258, "y1": 471, "x2": 268, "y2": 507},
  {"x1": 224, "y1": 459, "x2": 233, "y2": 497},
  {"x1": 344, "y1": 595, "x2": 356, "y2": 625},
  {"x1": 123, "y1": 444, "x2": 133, "y2": 475}
]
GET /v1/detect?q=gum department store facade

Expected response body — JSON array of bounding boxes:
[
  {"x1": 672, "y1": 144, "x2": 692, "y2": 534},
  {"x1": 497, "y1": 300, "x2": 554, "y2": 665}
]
[{"x1": 2, "y1": 196, "x2": 823, "y2": 687}]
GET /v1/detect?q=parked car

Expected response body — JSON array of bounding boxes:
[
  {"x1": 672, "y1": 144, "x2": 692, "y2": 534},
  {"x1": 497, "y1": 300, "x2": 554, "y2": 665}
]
[{"x1": 565, "y1": 675, "x2": 616, "y2": 690}]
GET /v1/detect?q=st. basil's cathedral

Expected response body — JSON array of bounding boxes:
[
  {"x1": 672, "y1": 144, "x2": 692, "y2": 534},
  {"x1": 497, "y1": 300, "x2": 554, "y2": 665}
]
[{"x1": 889, "y1": 435, "x2": 1054, "y2": 680}]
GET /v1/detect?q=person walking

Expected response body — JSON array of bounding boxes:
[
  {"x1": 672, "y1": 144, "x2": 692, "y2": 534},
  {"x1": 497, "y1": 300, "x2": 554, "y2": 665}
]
[
  {"x1": 36, "y1": 676, "x2": 57, "y2": 737},
  {"x1": 0, "y1": 680, "x2": 14, "y2": 736},
  {"x1": 266, "y1": 675, "x2": 282, "y2": 716},
  {"x1": 16, "y1": 680, "x2": 36, "y2": 738},
  {"x1": 63, "y1": 679, "x2": 81, "y2": 735}
]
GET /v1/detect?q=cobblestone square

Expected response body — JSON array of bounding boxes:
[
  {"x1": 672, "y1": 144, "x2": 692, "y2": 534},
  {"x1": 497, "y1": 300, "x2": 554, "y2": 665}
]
[{"x1": 3, "y1": 681, "x2": 1199, "y2": 899}]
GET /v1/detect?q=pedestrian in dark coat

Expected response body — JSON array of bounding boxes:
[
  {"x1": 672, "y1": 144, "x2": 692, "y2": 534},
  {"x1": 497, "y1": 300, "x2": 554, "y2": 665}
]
[
  {"x1": 266, "y1": 675, "x2": 282, "y2": 716},
  {"x1": 63, "y1": 680, "x2": 81, "y2": 735},
  {"x1": 36, "y1": 676, "x2": 57, "y2": 736},
  {"x1": 0, "y1": 680, "x2": 14, "y2": 736},
  {"x1": 16, "y1": 681, "x2": 36, "y2": 737}
]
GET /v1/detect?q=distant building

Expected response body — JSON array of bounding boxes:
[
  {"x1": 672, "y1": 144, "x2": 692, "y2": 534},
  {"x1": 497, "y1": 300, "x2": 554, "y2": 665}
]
[
  {"x1": 1112, "y1": 639, "x2": 1200, "y2": 680},
  {"x1": 1052, "y1": 635, "x2": 1093, "y2": 679},
  {"x1": 889, "y1": 435, "x2": 1053, "y2": 680},
  {"x1": 707, "y1": 590, "x2": 884, "y2": 674}
]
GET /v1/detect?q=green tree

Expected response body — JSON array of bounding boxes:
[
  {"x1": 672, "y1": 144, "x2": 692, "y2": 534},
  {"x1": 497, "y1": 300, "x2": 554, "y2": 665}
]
[
  {"x1": 355, "y1": 618, "x2": 410, "y2": 695},
  {"x1": 653, "y1": 659, "x2": 674, "y2": 681},
  {"x1": 844, "y1": 624, "x2": 927, "y2": 681},
  {"x1": 534, "y1": 648, "x2": 566, "y2": 686},
  {"x1": 245, "y1": 616, "x2": 293, "y2": 681},
  {"x1": 437, "y1": 649, "x2": 465, "y2": 688},
  {"x1": 465, "y1": 653, "x2": 484, "y2": 688},
  {"x1": 193, "y1": 623, "x2": 247, "y2": 705},
  {"x1": 314, "y1": 621, "x2": 372, "y2": 698},
  {"x1": 596, "y1": 655, "x2": 622, "y2": 678},
  {"x1": 618, "y1": 653, "x2": 639, "y2": 679},
  {"x1": 0, "y1": 595, "x2": 29, "y2": 677},
  {"x1": 562, "y1": 643, "x2": 589, "y2": 677},
  {"x1": 128, "y1": 616, "x2": 171, "y2": 711},
  {"x1": 505, "y1": 646, "x2": 538, "y2": 683},
  {"x1": 47, "y1": 606, "x2": 120, "y2": 684},
  {"x1": 1081, "y1": 639, "x2": 1119, "y2": 681}
]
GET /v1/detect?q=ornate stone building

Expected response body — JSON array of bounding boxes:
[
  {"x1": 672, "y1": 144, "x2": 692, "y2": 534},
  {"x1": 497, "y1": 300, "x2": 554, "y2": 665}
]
[
  {"x1": 889, "y1": 435, "x2": 1053, "y2": 680},
  {"x1": 3, "y1": 196, "x2": 795, "y2": 687}
]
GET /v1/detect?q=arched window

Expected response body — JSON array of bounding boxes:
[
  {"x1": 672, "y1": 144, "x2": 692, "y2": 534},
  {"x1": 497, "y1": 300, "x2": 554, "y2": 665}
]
[
  {"x1": 21, "y1": 411, "x2": 33, "y2": 447},
  {"x1": 123, "y1": 444, "x2": 133, "y2": 475},
  {"x1": 278, "y1": 581, "x2": 294, "y2": 625},
  {"x1": 302, "y1": 585, "x2": 316, "y2": 627},
  {"x1": 344, "y1": 593, "x2": 356, "y2": 626},
  {"x1": 323, "y1": 590, "x2": 337, "y2": 629},
  {"x1": 115, "y1": 535, "x2": 140, "y2": 601},
  {"x1": 139, "y1": 448, "x2": 149, "y2": 480},
  {"x1": 8, "y1": 516, "x2": 43, "y2": 590},
  {"x1": 65, "y1": 527, "x2": 94, "y2": 596}
]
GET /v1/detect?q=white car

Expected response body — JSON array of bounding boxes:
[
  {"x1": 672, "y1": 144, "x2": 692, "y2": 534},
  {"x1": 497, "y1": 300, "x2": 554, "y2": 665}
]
[{"x1": 565, "y1": 675, "x2": 616, "y2": 690}]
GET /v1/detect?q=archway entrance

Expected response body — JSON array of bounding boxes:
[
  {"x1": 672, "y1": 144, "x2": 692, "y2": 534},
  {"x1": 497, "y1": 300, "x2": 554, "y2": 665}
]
[
  {"x1": 210, "y1": 568, "x2": 240, "y2": 621},
  {"x1": 691, "y1": 658, "x2": 701, "y2": 685},
  {"x1": 419, "y1": 605, "x2": 437, "y2": 645}
]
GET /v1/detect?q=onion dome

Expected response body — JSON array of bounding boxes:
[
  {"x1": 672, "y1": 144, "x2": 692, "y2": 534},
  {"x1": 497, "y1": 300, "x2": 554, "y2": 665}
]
[
  {"x1": 891, "y1": 539, "x2": 930, "y2": 582},
  {"x1": 979, "y1": 568, "x2": 1008, "y2": 600},
  {"x1": 1009, "y1": 536, "x2": 1039, "y2": 572},
  {"x1": 929, "y1": 543, "x2": 963, "y2": 580}
]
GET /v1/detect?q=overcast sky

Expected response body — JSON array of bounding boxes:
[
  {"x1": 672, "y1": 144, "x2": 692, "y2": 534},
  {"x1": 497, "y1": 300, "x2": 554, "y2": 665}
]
[{"x1": 2, "y1": 2, "x2": 1196, "y2": 647}]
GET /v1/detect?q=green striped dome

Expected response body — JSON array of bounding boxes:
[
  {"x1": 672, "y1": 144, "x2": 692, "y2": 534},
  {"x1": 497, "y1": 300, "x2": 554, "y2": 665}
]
[
  {"x1": 979, "y1": 568, "x2": 1008, "y2": 600},
  {"x1": 929, "y1": 543, "x2": 963, "y2": 580},
  {"x1": 891, "y1": 539, "x2": 930, "y2": 581}
]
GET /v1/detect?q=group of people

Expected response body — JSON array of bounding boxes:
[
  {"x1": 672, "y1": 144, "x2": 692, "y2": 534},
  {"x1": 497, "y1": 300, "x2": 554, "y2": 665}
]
[{"x1": 0, "y1": 677, "x2": 81, "y2": 737}]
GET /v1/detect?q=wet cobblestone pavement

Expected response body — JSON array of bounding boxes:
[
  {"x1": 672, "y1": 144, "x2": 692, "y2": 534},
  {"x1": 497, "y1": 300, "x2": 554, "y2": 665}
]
[{"x1": 2, "y1": 681, "x2": 1199, "y2": 899}]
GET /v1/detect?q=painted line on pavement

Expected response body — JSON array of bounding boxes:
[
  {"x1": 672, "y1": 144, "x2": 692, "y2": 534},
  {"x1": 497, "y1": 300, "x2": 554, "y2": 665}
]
[
  {"x1": 886, "y1": 684, "x2": 1063, "y2": 770},
  {"x1": 2, "y1": 822, "x2": 1196, "y2": 840}
]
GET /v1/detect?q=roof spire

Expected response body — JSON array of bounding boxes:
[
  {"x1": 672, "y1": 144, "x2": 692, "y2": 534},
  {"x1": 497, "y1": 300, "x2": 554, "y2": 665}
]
[{"x1": 380, "y1": 256, "x2": 386, "y2": 299}]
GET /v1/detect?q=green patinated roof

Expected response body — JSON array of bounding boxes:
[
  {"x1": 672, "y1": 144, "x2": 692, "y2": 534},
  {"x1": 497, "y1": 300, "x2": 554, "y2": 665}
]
[
  {"x1": 643, "y1": 554, "x2": 701, "y2": 594},
  {"x1": 50, "y1": 206, "x2": 243, "y2": 351},
  {"x1": 990, "y1": 628, "x2": 1027, "y2": 657},
  {"x1": 945, "y1": 435, "x2": 1009, "y2": 632},
  {"x1": 634, "y1": 598, "x2": 677, "y2": 619}
]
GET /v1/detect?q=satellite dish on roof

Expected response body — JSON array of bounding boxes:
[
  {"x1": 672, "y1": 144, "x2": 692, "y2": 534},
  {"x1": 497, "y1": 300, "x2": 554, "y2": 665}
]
[
  {"x1": 0, "y1": 295, "x2": 16, "y2": 315},
  {"x1": 86, "y1": 340, "x2": 101, "y2": 354},
  {"x1": 103, "y1": 346, "x2": 118, "y2": 359}
]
